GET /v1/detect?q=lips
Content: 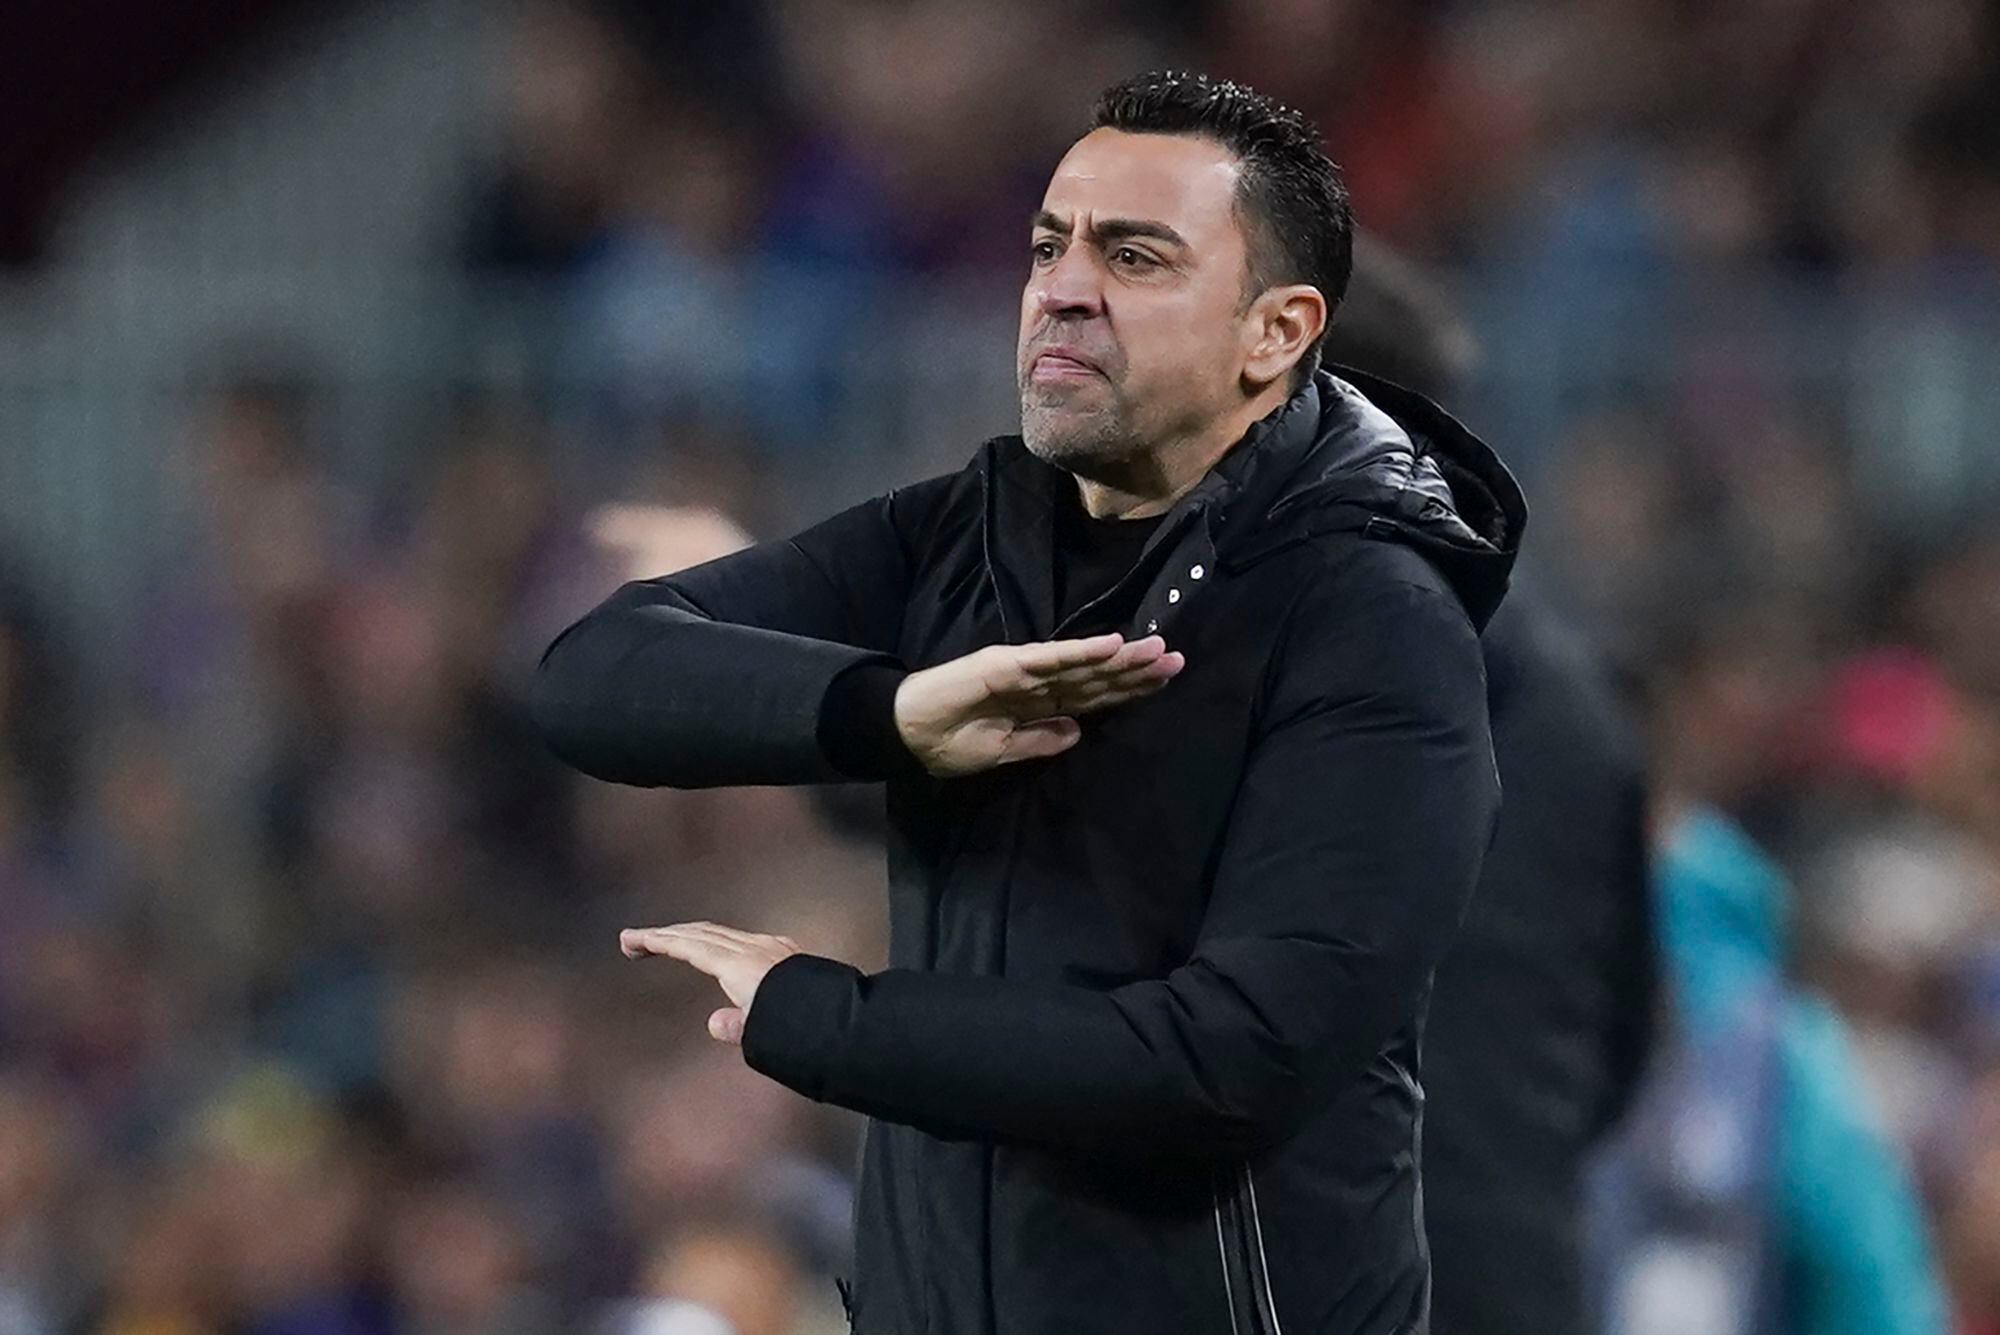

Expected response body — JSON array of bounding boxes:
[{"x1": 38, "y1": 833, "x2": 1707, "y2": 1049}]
[{"x1": 1030, "y1": 348, "x2": 1103, "y2": 381}]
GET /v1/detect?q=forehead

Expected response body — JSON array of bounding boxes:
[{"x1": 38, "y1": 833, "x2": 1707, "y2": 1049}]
[{"x1": 1040, "y1": 128, "x2": 1244, "y2": 242}]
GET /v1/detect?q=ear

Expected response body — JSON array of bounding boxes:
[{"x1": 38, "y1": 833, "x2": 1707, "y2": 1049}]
[{"x1": 1241, "y1": 284, "x2": 1328, "y2": 391}]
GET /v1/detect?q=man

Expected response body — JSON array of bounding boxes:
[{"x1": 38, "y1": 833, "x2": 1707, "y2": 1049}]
[
  {"x1": 535, "y1": 72, "x2": 1525, "y2": 1335},
  {"x1": 1424, "y1": 587, "x2": 1655, "y2": 1335},
  {"x1": 1318, "y1": 241, "x2": 1658, "y2": 1335}
]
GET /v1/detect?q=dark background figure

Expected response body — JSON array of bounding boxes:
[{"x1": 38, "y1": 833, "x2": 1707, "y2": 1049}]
[{"x1": 1322, "y1": 240, "x2": 1659, "y2": 1335}]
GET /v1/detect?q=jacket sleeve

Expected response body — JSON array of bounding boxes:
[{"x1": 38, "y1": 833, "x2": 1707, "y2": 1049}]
[
  {"x1": 741, "y1": 562, "x2": 1501, "y2": 1157},
  {"x1": 531, "y1": 480, "x2": 947, "y2": 788}
]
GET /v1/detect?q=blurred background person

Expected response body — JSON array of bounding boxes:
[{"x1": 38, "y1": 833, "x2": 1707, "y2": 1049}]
[
  {"x1": 1321, "y1": 240, "x2": 1659, "y2": 1335},
  {"x1": 1579, "y1": 606, "x2": 1951, "y2": 1335},
  {"x1": 1587, "y1": 797, "x2": 1946, "y2": 1335}
]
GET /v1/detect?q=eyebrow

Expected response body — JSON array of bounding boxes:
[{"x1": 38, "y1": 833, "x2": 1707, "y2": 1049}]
[{"x1": 1031, "y1": 210, "x2": 1189, "y2": 250}]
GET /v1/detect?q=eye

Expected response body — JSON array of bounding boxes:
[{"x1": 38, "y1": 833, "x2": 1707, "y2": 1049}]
[
  {"x1": 1111, "y1": 246, "x2": 1155, "y2": 270},
  {"x1": 1031, "y1": 239, "x2": 1061, "y2": 264}
]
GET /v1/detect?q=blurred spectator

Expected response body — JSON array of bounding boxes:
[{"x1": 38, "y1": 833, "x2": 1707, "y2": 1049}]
[
  {"x1": 382, "y1": 1178, "x2": 550, "y2": 1335},
  {"x1": 633, "y1": 1217, "x2": 803, "y2": 1335},
  {"x1": 0, "y1": 1077, "x2": 79, "y2": 1334},
  {"x1": 190, "y1": 1066, "x2": 382, "y2": 1335},
  {"x1": 461, "y1": 0, "x2": 648, "y2": 276},
  {"x1": 1590, "y1": 808, "x2": 1948, "y2": 1335}
]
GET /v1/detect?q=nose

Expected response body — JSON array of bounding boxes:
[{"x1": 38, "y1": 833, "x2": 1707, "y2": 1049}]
[{"x1": 1032, "y1": 246, "x2": 1105, "y2": 319}]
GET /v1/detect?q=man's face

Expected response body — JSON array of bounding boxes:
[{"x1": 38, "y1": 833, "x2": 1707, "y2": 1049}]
[{"x1": 1018, "y1": 129, "x2": 1257, "y2": 471}]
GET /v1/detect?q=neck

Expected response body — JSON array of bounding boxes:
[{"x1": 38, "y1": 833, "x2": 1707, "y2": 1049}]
[{"x1": 1072, "y1": 380, "x2": 1295, "y2": 519}]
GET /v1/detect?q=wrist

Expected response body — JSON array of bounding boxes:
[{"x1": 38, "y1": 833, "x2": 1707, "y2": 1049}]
[
  {"x1": 740, "y1": 954, "x2": 864, "y2": 1100},
  {"x1": 817, "y1": 661, "x2": 915, "y2": 780}
]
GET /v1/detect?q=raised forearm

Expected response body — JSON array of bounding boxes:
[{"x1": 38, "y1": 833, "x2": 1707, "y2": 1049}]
[{"x1": 533, "y1": 589, "x2": 899, "y2": 788}]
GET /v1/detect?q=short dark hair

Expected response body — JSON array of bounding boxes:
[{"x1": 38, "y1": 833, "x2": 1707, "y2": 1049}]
[{"x1": 1092, "y1": 71, "x2": 1353, "y2": 388}]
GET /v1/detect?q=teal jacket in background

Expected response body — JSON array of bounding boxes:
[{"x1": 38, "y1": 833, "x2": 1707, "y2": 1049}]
[{"x1": 1657, "y1": 808, "x2": 1949, "y2": 1335}]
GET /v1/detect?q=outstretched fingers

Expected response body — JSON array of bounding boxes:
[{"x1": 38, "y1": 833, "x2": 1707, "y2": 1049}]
[
  {"x1": 620, "y1": 928, "x2": 728, "y2": 973},
  {"x1": 1022, "y1": 634, "x2": 1168, "y2": 680},
  {"x1": 1008, "y1": 633, "x2": 1126, "y2": 678},
  {"x1": 986, "y1": 635, "x2": 1184, "y2": 715},
  {"x1": 1063, "y1": 651, "x2": 1186, "y2": 714},
  {"x1": 620, "y1": 922, "x2": 785, "y2": 964},
  {"x1": 1005, "y1": 635, "x2": 1172, "y2": 691}
]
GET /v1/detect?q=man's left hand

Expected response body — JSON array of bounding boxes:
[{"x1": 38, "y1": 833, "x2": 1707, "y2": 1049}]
[{"x1": 620, "y1": 922, "x2": 803, "y2": 1045}]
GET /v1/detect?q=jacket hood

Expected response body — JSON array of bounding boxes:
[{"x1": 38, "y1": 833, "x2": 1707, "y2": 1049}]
[{"x1": 1190, "y1": 366, "x2": 1526, "y2": 629}]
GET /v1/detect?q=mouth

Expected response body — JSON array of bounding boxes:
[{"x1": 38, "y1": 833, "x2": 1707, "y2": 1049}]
[{"x1": 1029, "y1": 349, "x2": 1104, "y2": 383}]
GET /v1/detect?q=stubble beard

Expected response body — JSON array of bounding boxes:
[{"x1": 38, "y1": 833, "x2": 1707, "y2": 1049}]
[{"x1": 1019, "y1": 381, "x2": 1143, "y2": 473}]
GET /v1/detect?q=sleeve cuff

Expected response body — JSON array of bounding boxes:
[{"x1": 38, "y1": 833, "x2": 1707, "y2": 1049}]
[
  {"x1": 816, "y1": 661, "x2": 919, "y2": 781},
  {"x1": 742, "y1": 953, "x2": 865, "y2": 1101}
]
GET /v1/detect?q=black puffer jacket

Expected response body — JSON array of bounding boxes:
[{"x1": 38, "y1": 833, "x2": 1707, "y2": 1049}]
[{"x1": 534, "y1": 369, "x2": 1525, "y2": 1335}]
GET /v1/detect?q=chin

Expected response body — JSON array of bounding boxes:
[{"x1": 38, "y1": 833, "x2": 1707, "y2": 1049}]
[{"x1": 1021, "y1": 404, "x2": 1115, "y2": 463}]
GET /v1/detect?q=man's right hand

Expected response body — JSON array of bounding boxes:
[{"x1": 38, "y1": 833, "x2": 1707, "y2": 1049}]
[{"x1": 893, "y1": 633, "x2": 1185, "y2": 777}]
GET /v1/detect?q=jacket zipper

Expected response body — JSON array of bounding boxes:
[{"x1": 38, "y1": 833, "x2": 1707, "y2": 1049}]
[
  {"x1": 1213, "y1": 1165, "x2": 1284, "y2": 1334},
  {"x1": 1050, "y1": 507, "x2": 1203, "y2": 639}
]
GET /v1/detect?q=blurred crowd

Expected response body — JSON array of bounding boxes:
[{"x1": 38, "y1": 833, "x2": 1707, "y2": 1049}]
[
  {"x1": 0, "y1": 367, "x2": 888, "y2": 1334},
  {"x1": 472, "y1": 0, "x2": 2000, "y2": 281},
  {"x1": 3, "y1": 0, "x2": 2000, "y2": 1332}
]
